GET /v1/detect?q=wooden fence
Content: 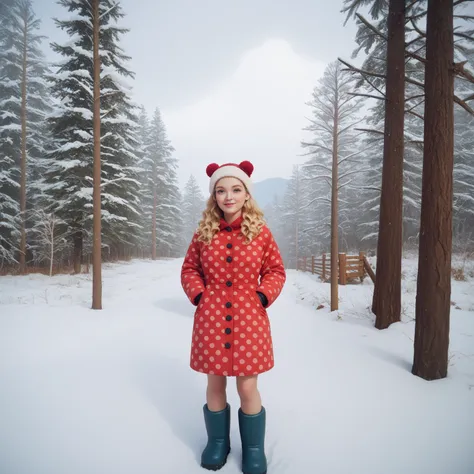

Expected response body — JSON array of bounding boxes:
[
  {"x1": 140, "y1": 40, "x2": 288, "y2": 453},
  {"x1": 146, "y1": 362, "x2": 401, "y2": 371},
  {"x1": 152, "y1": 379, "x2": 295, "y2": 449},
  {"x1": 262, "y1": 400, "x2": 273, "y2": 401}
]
[{"x1": 297, "y1": 252, "x2": 376, "y2": 284}]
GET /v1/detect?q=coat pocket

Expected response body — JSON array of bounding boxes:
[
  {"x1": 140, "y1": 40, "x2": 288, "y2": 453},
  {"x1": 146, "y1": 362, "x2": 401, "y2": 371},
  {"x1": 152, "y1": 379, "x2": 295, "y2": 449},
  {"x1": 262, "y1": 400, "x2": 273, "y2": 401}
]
[
  {"x1": 194, "y1": 287, "x2": 208, "y2": 315},
  {"x1": 253, "y1": 291, "x2": 266, "y2": 313}
]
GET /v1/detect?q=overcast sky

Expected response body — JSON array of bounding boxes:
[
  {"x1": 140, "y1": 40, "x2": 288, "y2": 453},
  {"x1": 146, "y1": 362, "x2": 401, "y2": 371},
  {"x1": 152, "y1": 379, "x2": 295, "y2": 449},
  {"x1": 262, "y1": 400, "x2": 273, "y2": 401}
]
[{"x1": 34, "y1": 0, "x2": 363, "y2": 193}]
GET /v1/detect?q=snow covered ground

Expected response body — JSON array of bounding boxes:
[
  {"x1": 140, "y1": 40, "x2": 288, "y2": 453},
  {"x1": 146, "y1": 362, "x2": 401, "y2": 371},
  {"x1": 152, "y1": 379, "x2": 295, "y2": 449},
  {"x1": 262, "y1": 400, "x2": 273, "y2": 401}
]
[{"x1": 1, "y1": 257, "x2": 473, "y2": 474}]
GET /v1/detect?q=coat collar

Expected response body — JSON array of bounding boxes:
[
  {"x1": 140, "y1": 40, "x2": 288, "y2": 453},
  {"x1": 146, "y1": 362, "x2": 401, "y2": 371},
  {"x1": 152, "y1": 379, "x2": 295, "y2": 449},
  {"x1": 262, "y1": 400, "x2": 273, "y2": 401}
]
[{"x1": 219, "y1": 215, "x2": 243, "y2": 231}]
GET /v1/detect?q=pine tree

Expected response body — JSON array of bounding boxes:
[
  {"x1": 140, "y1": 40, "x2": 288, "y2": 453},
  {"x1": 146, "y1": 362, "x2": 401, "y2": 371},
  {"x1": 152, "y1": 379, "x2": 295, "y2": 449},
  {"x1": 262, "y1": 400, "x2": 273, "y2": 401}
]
[
  {"x1": 279, "y1": 166, "x2": 303, "y2": 269},
  {"x1": 352, "y1": 7, "x2": 473, "y2": 247},
  {"x1": 0, "y1": 0, "x2": 21, "y2": 265},
  {"x1": 135, "y1": 105, "x2": 151, "y2": 257},
  {"x1": 453, "y1": 54, "x2": 474, "y2": 250},
  {"x1": 181, "y1": 174, "x2": 205, "y2": 248},
  {"x1": 262, "y1": 194, "x2": 285, "y2": 254},
  {"x1": 413, "y1": 0, "x2": 454, "y2": 381},
  {"x1": 355, "y1": 118, "x2": 384, "y2": 248},
  {"x1": 301, "y1": 60, "x2": 364, "y2": 310},
  {"x1": 367, "y1": 0, "x2": 406, "y2": 329},
  {"x1": 279, "y1": 165, "x2": 314, "y2": 269},
  {"x1": 342, "y1": 0, "x2": 471, "y2": 330},
  {"x1": 403, "y1": 107, "x2": 424, "y2": 245},
  {"x1": 0, "y1": 0, "x2": 51, "y2": 268},
  {"x1": 143, "y1": 108, "x2": 182, "y2": 259},
  {"x1": 353, "y1": 58, "x2": 424, "y2": 251},
  {"x1": 300, "y1": 151, "x2": 331, "y2": 252},
  {"x1": 342, "y1": 0, "x2": 474, "y2": 257},
  {"x1": 38, "y1": 0, "x2": 142, "y2": 272},
  {"x1": 453, "y1": 110, "x2": 474, "y2": 248},
  {"x1": 91, "y1": 0, "x2": 102, "y2": 309},
  {"x1": 16, "y1": 0, "x2": 52, "y2": 271}
]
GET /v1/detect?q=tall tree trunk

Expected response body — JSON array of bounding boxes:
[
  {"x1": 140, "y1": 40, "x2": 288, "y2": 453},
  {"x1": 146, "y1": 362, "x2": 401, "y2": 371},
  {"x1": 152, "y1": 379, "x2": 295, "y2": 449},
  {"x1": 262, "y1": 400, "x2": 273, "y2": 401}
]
[
  {"x1": 295, "y1": 165, "x2": 299, "y2": 270},
  {"x1": 19, "y1": 6, "x2": 28, "y2": 274},
  {"x1": 330, "y1": 80, "x2": 339, "y2": 312},
  {"x1": 372, "y1": 0, "x2": 405, "y2": 329},
  {"x1": 49, "y1": 218, "x2": 54, "y2": 277},
  {"x1": 73, "y1": 229, "x2": 82, "y2": 274},
  {"x1": 152, "y1": 185, "x2": 157, "y2": 260},
  {"x1": 412, "y1": 0, "x2": 454, "y2": 380},
  {"x1": 92, "y1": 0, "x2": 102, "y2": 309}
]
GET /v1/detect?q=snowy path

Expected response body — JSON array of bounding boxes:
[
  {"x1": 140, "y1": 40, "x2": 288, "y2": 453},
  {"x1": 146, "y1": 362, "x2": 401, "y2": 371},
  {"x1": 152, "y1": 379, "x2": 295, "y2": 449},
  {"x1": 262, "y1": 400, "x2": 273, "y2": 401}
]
[{"x1": 1, "y1": 259, "x2": 473, "y2": 474}]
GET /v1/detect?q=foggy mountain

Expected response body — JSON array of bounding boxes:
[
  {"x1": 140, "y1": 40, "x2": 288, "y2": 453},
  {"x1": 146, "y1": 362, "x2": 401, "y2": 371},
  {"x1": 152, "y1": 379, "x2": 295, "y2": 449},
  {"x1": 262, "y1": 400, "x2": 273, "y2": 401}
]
[{"x1": 252, "y1": 177, "x2": 289, "y2": 208}]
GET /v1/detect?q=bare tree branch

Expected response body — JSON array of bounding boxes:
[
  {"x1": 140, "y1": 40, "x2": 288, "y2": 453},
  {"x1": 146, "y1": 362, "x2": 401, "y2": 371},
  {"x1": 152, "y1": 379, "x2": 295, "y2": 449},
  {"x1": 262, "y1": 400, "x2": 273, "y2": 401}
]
[
  {"x1": 355, "y1": 128, "x2": 385, "y2": 136},
  {"x1": 454, "y1": 61, "x2": 474, "y2": 84},
  {"x1": 301, "y1": 162, "x2": 331, "y2": 172},
  {"x1": 406, "y1": 109, "x2": 424, "y2": 120},
  {"x1": 405, "y1": 49, "x2": 427, "y2": 64},
  {"x1": 454, "y1": 0, "x2": 473, "y2": 7},
  {"x1": 348, "y1": 92, "x2": 385, "y2": 101},
  {"x1": 338, "y1": 58, "x2": 386, "y2": 80},
  {"x1": 338, "y1": 117, "x2": 366, "y2": 136},
  {"x1": 406, "y1": 34, "x2": 425, "y2": 47},
  {"x1": 298, "y1": 195, "x2": 331, "y2": 210},
  {"x1": 453, "y1": 14, "x2": 474, "y2": 21},
  {"x1": 406, "y1": 93, "x2": 425, "y2": 101},
  {"x1": 406, "y1": 10, "x2": 427, "y2": 22},
  {"x1": 362, "y1": 75, "x2": 387, "y2": 99},
  {"x1": 338, "y1": 147, "x2": 373, "y2": 166},
  {"x1": 99, "y1": 2, "x2": 119, "y2": 19},
  {"x1": 406, "y1": 0, "x2": 422, "y2": 13},
  {"x1": 405, "y1": 98, "x2": 425, "y2": 114},
  {"x1": 453, "y1": 31, "x2": 474, "y2": 42},
  {"x1": 339, "y1": 168, "x2": 373, "y2": 181},
  {"x1": 406, "y1": 76, "x2": 425, "y2": 89},
  {"x1": 409, "y1": 18, "x2": 426, "y2": 38},
  {"x1": 454, "y1": 94, "x2": 474, "y2": 115},
  {"x1": 339, "y1": 57, "x2": 425, "y2": 90},
  {"x1": 338, "y1": 58, "x2": 387, "y2": 97},
  {"x1": 355, "y1": 13, "x2": 388, "y2": 41}
]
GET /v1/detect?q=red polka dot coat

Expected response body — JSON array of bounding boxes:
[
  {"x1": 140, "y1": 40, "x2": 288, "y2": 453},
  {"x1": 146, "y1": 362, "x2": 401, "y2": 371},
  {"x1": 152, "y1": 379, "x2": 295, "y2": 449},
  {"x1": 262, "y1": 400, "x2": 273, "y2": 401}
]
[{"x1": 181, "y1": 215, "x2": 286, "y2": 377}]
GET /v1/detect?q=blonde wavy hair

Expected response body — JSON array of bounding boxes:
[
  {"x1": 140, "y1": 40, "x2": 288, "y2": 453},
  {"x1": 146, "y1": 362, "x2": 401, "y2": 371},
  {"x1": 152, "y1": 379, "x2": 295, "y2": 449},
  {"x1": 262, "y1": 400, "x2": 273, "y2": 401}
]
[{"x1": 196, "y1": 189, "x2": 266, "y2": 245}]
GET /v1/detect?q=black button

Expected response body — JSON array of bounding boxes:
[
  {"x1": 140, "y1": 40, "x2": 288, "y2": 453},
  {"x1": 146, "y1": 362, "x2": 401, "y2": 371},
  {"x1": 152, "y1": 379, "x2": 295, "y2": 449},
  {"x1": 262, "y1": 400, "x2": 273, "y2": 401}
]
[
  {"x1": 226, "y1": 302, "x2": 232, "y2": 308},
  {"x1": 226, "y1": 315, "x2": 232, "y2": 321},
  {"x1": 226, "y1": 256, "x2": 232, "y2": 263},
  {"x1": 227, "y1": 243, "x2": 232, "y2": 249},
  {"x1": 225, "y1": 226, "x2": 232, "y2": 232},
  {"x1": 225, "y1": 328, "x2": 231, "y2": 334},
  {"x1": 226, "y1": 281, "x2": 232, "y2": 287},
  {"x1": 224, "y1": 343, "x2": 231, "y2": 349}
]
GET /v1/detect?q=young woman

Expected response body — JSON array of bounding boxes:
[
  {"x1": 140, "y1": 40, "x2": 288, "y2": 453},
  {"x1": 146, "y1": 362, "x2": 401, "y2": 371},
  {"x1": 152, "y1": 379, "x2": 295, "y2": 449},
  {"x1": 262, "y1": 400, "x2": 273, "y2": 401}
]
[{"x1": 181, "y1": 161, "x2": 286, "y2": 474}]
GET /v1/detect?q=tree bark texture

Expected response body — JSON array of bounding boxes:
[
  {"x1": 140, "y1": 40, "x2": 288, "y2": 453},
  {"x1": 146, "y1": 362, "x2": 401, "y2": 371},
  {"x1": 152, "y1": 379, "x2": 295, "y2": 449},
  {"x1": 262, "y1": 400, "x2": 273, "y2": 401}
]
[
  {"x1": 412, "y1": 0, "x2": 454, "y2": 380},
  {"x1": 372, "y1": 0, "x2": 405, "y2": 329}
]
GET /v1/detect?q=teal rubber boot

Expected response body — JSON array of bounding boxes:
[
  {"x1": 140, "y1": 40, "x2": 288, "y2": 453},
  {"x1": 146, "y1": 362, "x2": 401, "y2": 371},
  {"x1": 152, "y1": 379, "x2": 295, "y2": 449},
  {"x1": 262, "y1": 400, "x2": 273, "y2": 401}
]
[
  {"x1": 238, "y1": 407, "x2": 267, "y2": 474},
  {"x1": 201, "y1": 404, "x2": 231, "y2": 471}
]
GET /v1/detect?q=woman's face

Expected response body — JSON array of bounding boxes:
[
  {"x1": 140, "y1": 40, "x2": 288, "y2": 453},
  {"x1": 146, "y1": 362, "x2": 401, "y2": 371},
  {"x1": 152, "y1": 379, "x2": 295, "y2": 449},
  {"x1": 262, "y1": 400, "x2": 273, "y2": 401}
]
[{"x1": 214, "y1": 177, "x2": 249, "y2": 220}]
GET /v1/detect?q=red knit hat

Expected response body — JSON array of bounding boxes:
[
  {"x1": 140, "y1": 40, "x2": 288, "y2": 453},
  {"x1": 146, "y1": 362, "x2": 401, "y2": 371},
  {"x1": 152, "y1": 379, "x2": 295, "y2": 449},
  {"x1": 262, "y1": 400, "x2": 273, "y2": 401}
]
[{"x1": 206, "y1": 161, "x2": 254, "y2": 195}]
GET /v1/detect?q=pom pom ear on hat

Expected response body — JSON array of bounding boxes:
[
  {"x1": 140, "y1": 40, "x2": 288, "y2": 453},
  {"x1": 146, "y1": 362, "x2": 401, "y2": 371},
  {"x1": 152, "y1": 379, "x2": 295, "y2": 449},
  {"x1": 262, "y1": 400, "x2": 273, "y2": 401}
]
[
  {"x1": 207, "y1": 161, "x2": 254, "y2": 195},
  {"x1": 238, "y1": 160, "x2": 254, "y2": 177},
  {"x1": 206, "y1": 163, "x2": 220, "y2": 177}
]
